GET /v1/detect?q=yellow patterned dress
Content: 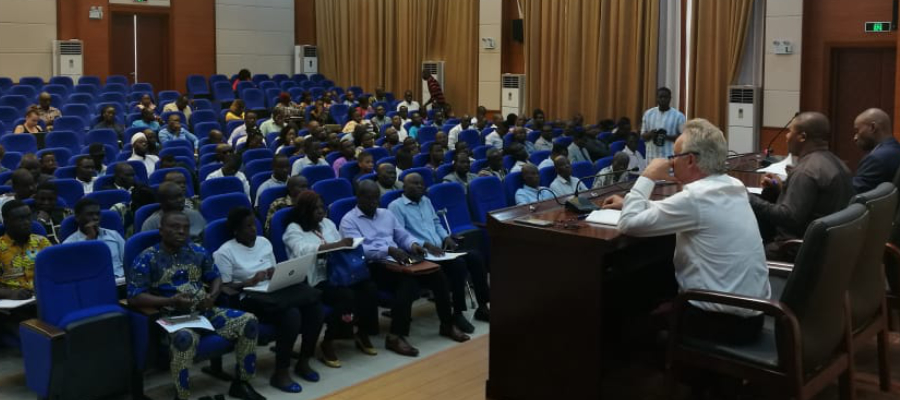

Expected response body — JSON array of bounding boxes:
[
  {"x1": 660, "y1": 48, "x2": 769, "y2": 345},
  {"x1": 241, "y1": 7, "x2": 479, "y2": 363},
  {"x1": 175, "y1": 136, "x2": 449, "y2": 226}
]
[{"x1": 0, "y1": 234, "x2": 51, "y2": 290}]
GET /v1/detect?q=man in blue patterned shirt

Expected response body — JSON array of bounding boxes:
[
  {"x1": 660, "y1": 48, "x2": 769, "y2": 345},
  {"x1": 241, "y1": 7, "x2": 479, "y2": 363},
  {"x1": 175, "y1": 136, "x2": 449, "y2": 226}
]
[{"x1": 127, "y1": 211, "x2": 265, "y2": 400}]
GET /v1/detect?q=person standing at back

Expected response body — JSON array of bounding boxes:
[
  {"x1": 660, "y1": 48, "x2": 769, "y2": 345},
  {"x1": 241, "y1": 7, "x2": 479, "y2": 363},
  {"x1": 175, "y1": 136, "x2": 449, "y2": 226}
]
[
  {"x1": 641, "y1": 87, "x2": 686, "y2": 160},
  {"x1": 421, "y1": 69, "x2": 446, "y2": 111},
  {"x1": 851, "y1": 108, "x2": 900, "y2": 193}
]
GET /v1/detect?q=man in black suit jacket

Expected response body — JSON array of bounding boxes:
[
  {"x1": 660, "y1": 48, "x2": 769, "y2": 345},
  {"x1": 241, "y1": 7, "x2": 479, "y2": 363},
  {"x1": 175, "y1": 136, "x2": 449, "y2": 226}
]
[
  {"x1": 101, "y1": 162, "x2": 136, "y2": 192},
  {"x1": 852, "y1": 108, "x2": 900, "y2": 193}
]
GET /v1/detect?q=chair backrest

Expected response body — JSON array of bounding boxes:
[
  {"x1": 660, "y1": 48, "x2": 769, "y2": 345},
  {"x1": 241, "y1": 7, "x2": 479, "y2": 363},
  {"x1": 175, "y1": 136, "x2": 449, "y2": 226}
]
[
  {"x1": 311, "y1": 178, "x2": 353, "y2": 206},
  {"x1": 339, "y1": 160, "x2": 360, "y2": 179},
  {"x1": 257, "y1": 185, "x2": 288, "y2": 220},
  {"x1": 539, "y1": 166, "x2": 557, "y2": 187},
  {"x1": 269, "y1": 207, "x2": 293, "y2": 262},
  {"x1": 46, "y1": 130, "x2": 82, "y2": 154},
  {"x1": 37, "y1": 147, "x2": 74, "y2": 168},
  {"x1": 133, "y1": 203, "x2": 161, "y2": 233},
  {"x1": 186, "y1": 74, "x2": 209, "y2": 95},
  {"x1": 779, "y1": 203, "x2": 869, "y2": 373},
  {"x1": 609, "y1": 140, "x2": 626, "y2": 154},
  {"x1": 467, "y1": 176, "x2": 507, "y2": 224},
  {"x1": 301, "y1": 164, "x2": 336, "y2": 186},
  {"x1": 84, "y1": 188, "x2": 131, "y2": 209},
  {"x1": 242, "y1": 148, "x2": 273, "y2": 165},
  {"x1": 199, "y1": 162, "x2": 222, "y2": 181},
  {"x1": 529, "y1": 150, "x2": 551, "y2": 165},
  {"x1": 86, "y1": 128, "x2": 120, "y2": 149},
  {"x1": 0, "y1": 94, "x2": 30, "y2": 113},
  {"x1": 429, "y1": 182, "x2": 476, "y2": 234},
  {"x1": 200, "y1": 191, "x2": 252, "y2": 221},
  {"x1": 503, "y1": 171, "x2": 524, "y2": 205},
  {"x1": 50, "y1": 178, "x2": 84, "y2": 207},
  {"x1": 435, "y1": 163, "x2": 454, "y2": 181},
  {"x1": 148, "y1": 167, "x2": 194, "y2": 197},
  {"x1": 212, "y1": 81, "x2": 235, "y2": 103},
  {"x1": 380, "y1": 189, "x2": 403, "y2": 208},
  {"x1": 328, "y1": 197, "x2": 357, "y2": 225},
  {"x1": 399, "y1": 167, "x2": 434, "y2": 188},
  {"x1": 200, "y1": 176, "x2": 244, "y2": 198},
  {"x1": 571, "y1": 160, "x2": 595, "y2": 187},
  {"x1": 124, "y1": 230, "x2": 161, "y2": 275},
  {"x1": 59, "y1": 209, "x2": 125, "y2": 241},
  {"x1": 34, "y1": 242, "x2": 119, "y2": 327},
  {"x1": 847, "y1": 182, "x2": 898, "y2": 327},
  {"x1": 0, "y1": 132, "x2": 37, "y2": 154}
]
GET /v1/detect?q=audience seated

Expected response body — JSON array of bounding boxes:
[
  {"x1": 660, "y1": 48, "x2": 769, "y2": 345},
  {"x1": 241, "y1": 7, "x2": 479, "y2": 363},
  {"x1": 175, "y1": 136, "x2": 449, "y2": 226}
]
[
  {"x1": 507, "y1": 143, "x2": 532, "y2": 173},
  {"x1": 396, "y1": 89, "x2": 420, "y2": 112},
  {"x1": 282, "y1": 190, "x2": 380, "y2": 367},
  {"x1": 0, "y1": 200, "x2": 49, "y2": 334},
  {"x1": 339, "y1": 181, "x2": 469, "y2": 357},
  {"x1": 567, "y1": 129, "x2": 592, "y2": 164},
  {"x1": 538, "y1": 143, "x2": 567, "y2": 170},
  {"x1": 161, "y1": 94, "x2": 193, "y2": 123},
  {"x1": 593, "y1": 152, "x2": 630, "y2": 188},
  {"x1": 14, "y1": 109, "x2": 45, "y2": 134},
  {"x1": 231, "y1": 111, "x2": 260, "y2": 147},
  {"x1": 206, "y1": 152, "x2": 250, "y2": 198},
  {"x1": 93, "y1": 105, "x2": 125, "y2": 141},
  {"x1": 534, "y1": 125, "x2": 554, "y2": 152},
  {"x1": 331, "y1": 140, "x2": 356, "y2": 177},
  {"x1": 129, "y1": 131, "x2": 160, "y2": 175},
  {"x1": 164, "y1": 170, "x2": 199, "y2": 210},
  {"x1": 158, "y1": 114, "x2": 198, "y2": 149},
  {"x1": 74, "y1": 155, "x2": 97, "y2": 194},
  {"x1": 260, "y1": 108, "x2": 286, "y2": 136},
  {"x1": 213, "y1": 207, "x2": 323, "y2": 393},
  {"x1": 127, "y1": 211, "x2": 265, "y2": 400},
  {"x1": 442, "y1": 152, "x2": 478, "y2": 193},
  {"x1": 88, "y1": 143, "x2": 108, "y2": 174},
  {"x1": 291, "y1": 139, "x2": 329, "y2": 176},
  {"x1": 141, "y1": 182, "x2": 206, "y2": 243},
  {"x1": 370, "y1": 105, "x2": 390, "y2": 133},
  {"x1": 376, "y1": 163, "x2": 402, "y2": 195},
  {"x1": 388, "y1": 173, "x2": 490, "y2": 332},
  {"x1": 748, "y1": 112, "x2": 854, "y2": 260},
  {"x1": 102, "y1": 162, "x2": 136, "y2": 192},
  {"x1": 622, "y1": 132, "x2": 647, "y2": 172},
  {"x1": 111, "y1": 184, "x2": 156, "y2": 238},
  {"x1": 31, "y1": 181, "x2": 72, "y2": 244},
  {"x1": 135, "y1": 93, "x2": 157, "y2": 113},
  {"x1": 20, "y1": 154, "x2": 52, "y2": 184},
  {"x1": 256, "y1": 155, "x2": 290, "y2": 205},
  {"x1": 515, "y1": 164, "x2": 551, "y2": 205},
  {"x1": 549, "y1": 156, "x2": 586, "y2": 195},
  {"x1": 131, "y1": 108, "x2": 161, "y2": 132},
  {"x1": 601, "y1": 118, "x2": 770, "y2": 344},
  {"x1": 38, "y1": 152, "x2": 57, "y2": 177},
  {"x1": 851, "y1": 108, "x2": 900, "y2": 193},
  {"x1": 264, "y1": 176, "x2": 308, "y2": 234},
  {"x1": 31, "y1": 92, "x2": 62, "y2": 130},
  {"x1": 226, "y1": 99, "x2": 246, "y2": 122},
  {"x1": 63, "y1": 197, "x2": 125, "y2": 277},
  {"x1": 0, "y1": 169, "x2": 38, "y2": 222}
]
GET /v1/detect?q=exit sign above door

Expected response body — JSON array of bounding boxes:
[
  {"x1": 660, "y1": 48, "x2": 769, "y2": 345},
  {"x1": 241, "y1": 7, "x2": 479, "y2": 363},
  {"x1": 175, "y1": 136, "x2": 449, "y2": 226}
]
[{"x1": 865, "y1": 22, "x2": 893, "y2": 32}]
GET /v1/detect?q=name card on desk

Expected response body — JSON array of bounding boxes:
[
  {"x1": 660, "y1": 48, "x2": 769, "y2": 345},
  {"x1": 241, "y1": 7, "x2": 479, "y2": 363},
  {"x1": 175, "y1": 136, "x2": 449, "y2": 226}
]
[{"x1": 585, "y1": 209, "x2": 621, "y2": 226}]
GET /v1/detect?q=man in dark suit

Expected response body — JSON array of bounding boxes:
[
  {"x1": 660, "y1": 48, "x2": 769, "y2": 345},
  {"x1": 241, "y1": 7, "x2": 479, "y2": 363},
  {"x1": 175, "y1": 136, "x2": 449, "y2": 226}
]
[
  {"x1": 101, "y1": 162, "x2": 136, "y2": 192},
  {"x1": 852, "y1": 108, "x2": 900, "y2": 193}
]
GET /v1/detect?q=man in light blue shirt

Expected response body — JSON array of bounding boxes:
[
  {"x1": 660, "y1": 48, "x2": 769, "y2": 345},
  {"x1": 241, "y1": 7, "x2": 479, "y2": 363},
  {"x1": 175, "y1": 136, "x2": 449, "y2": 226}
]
[
  {"x1": 63, "y1": 197, "x2": 125, "y2": 277},
  {"x1": 254, "y1": 154, "x2": 289, "y2": 205},
  {"x1": 130, "y1": 108, "x2": 160, "y2": 132},
  {"x1": 641, "y1": 87, "x2": 686, "y2": 160},
  {"x1": 340, "y1": 180, "x2": 468, "y2": 357},
  {"x1": 387, "y1": 173, "x2": 491, "y2": 334},
  {"x1": 550, "y1": 156, "x2": 587, "y2": 196},
  {"x1": 515, "y1": 164, "x2": 551, "y2": 205},
  {"x1": 158, "y1": 114, "x2": 198, "y2": 150}
]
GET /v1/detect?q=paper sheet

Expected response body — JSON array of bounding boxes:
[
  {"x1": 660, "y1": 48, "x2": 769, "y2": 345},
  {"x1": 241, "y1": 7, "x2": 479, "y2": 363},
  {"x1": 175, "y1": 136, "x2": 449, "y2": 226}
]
[
  {"x1": 115, "y1": 277, "x2": 126, "y2": 286},
  {"x1": 585, "y1": 209, "x2": 621, "y2": 226},
  {"x1": 424, "y1": 252, "x2": 467, "y2": 262},
  {"x1": 156, "y1": 315, "x2": 215, "y2": 333},
  {"x1": 747, "y1": 187, "x2": 764, "y2": 195},
  {"x1": 317, "y1": 237, "x2": 365, "y2": 254},
  {"x1": 756, "y1": 154, "x2": 793, "y2": 180},
  {"x1": 0, "y1": 297, "x2": 36, "y2": 309}
]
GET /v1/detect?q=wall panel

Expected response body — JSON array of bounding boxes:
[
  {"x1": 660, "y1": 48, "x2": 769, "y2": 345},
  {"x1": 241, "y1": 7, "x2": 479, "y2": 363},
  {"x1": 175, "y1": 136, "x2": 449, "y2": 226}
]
[
  {"x1": 0, "y1": 0, "x2": 57, "y2": 80},
  {"x1": 215, "y1": 0, "x2": 295, "y2": 76}
]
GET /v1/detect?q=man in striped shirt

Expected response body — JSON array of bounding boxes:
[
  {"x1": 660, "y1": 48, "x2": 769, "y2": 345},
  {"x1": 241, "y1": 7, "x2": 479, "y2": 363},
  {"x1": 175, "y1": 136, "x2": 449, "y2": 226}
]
[
  {"x1": 640, "y1": 87, "x2": 686, "y2": 160},
  {"x1": 422, "y1": 69, "x2": 446, "y2": 111}
]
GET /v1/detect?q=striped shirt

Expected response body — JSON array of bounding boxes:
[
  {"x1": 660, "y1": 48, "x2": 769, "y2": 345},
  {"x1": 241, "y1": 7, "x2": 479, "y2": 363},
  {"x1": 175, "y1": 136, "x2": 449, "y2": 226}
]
[{"x1": 640, "y1": 106, "x2": 686, "y2": 160}]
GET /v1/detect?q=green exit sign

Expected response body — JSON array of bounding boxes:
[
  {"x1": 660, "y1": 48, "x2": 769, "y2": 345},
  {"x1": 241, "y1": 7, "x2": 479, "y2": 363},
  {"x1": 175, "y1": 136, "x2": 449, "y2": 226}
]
[{"x1": 865, "y1": 22, "x2": 892, "y2": 32}]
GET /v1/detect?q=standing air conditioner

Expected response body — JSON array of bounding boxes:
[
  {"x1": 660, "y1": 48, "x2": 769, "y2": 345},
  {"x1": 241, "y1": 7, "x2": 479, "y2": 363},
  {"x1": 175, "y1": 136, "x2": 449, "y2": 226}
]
[
  {"x1": 501, "y1": 74, "x2": 526, "y2": 117},
  {"x1": 52, "y1": 40, "x2": 83, "y2": 81},
  {"x1": 294, "y1": 45, "x2": 317, "y2": 76},
  {"x1": 421, "y1": 61, "x2": 445, "y2": 109},
  {"x1": 727, "y1": 85, "x2": 760, "y2": 154}
]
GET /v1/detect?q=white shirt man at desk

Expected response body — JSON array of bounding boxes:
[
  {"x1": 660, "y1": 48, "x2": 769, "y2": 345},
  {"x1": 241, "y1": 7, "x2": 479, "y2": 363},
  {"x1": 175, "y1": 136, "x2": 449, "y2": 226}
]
[{"x1": 601, "y1": 118, "x2": 770, "y2": 345}]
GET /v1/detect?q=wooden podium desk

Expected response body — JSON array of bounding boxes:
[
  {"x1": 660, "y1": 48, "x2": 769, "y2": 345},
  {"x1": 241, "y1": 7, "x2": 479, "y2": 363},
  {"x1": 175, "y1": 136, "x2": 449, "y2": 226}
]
[{"x1": 485, "y1": 157, "x2": 765, "y2": 400}]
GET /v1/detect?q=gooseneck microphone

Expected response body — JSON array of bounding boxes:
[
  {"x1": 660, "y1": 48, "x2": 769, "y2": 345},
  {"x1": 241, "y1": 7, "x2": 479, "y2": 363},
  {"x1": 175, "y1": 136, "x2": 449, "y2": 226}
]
[
  {"x1": 763, "y1": 112, "x2": 800, "y2": 160},
  {"x1": 566, "y1": 167, "x2": 639, "y2": 213}
]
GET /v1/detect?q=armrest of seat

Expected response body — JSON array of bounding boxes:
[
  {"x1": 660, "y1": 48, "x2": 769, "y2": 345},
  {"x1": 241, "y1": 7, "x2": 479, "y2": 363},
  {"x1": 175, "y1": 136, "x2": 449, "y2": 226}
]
[
  {"x1": 473, "y1": 221, "x2": 487, "y2": 229},
  {"x1": 766, "y1": 261, "x2": 793, "y2": 277},
  {"x1": 120, "y1": 300, "x2": 162, "y2": 372},
  {"x1": 668, "y1": 289, "x2": 803, "y2": 373},
  {"x1": 19, "y1": 319, "x2": 66, "y2": 398}
]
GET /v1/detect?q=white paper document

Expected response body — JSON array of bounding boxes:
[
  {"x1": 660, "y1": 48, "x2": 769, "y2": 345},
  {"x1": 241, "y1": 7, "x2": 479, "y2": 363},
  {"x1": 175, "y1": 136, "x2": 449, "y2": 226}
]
[
  {"x1": 585, "y1": 209, "x2": 621, "y2": 226},
  {"x1": 115, "y1": 277, "x2": 126, "y2": 286},
  {"x1": 317, "y1": 237, "x2": 364, "y2": 254},
  {"x1": 424, "y1": 252, "x2": 467, "y2": 262},
  {"x1": 747, "y1": 187, "x2": 764, "y2": 195},
  {"x1": 756, "y1": 154, "x2": 793, "y2": 180},
  {"x1": 156, "y1": 315, "x2": 215, "y2": 333},
  {"x1": 0, "y1": 297, "x2": 36, "y2": 309}
]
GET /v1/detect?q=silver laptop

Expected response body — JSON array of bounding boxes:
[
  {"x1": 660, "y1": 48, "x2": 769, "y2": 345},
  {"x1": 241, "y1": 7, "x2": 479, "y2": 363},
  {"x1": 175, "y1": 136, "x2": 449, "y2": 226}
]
[{"x1": 243, "y1": 252, "x2": 316, "y2": 293}]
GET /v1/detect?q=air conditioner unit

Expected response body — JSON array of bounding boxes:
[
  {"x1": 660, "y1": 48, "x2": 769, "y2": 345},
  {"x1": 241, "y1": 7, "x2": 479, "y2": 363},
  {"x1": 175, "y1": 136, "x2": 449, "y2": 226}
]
[
  {"x1": 421, "y1": 61, "x2": 445, "y2": 109},
  {"x1": 294, "y1": 45, "x2": 317, "y2": 76},
  {"x1": 52, "y1": 40, "x2": 83, "y2": 81},
  {"x1": 727, "y1": 85, "x2": 760, "y2": 154},
  {"x1": 501, "y1": 74, "x2": 526, "y2": 117}
]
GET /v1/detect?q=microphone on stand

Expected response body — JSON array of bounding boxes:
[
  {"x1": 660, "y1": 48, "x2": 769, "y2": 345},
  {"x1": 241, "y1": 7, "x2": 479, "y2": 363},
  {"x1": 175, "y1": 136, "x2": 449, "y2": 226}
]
[
  {"x1": 761, "y1": 112, "x2": 799, "y2": 166},
  {"x1": 565, "y1": 167, "x2": 639, "y2": 214}
]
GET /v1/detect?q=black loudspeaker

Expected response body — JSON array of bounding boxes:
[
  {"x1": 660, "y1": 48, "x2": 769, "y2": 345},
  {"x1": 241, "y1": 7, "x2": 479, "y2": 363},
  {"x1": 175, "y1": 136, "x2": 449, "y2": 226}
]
[
  {"x1": 893, "y1": 0, "x2": 898, "y2": 30},
  {"x1": 512, "y1": 19, "x2": 524, "y2": 43}
]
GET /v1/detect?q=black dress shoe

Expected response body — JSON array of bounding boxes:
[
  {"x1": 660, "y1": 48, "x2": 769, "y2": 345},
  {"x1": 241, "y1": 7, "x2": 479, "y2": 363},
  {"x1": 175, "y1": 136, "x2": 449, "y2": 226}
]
[
  {"x1": 439, "y1": 324, "x2": 471, "y2": 342},
  {"x1": 385, "y1": 334, "x2": 419, "y2": 357},
  {"x1": 228, "y1": 380, "x2": 266, "y2": 400},
  {"x1": 453, "y1": 312, "x2": 475, "y2": 333},
  {"x1": 474, "y1": 306, "x2": 490, "y2": 322}
]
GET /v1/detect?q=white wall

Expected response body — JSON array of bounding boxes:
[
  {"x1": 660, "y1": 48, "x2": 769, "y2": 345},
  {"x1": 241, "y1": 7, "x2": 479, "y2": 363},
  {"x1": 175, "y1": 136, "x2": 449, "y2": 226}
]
[
  {"x1": 478, "y1": 0, "x2": 502, "y2": 110},
  {"x1": 215, "y1": 0, "x2": 294, "y2": 76},
  {"x1": 763, "y1": 0, "x2": 803, "y2": 126},
  {"x1": 0, "y1": 0, "x2": 57, "y2": 81}
]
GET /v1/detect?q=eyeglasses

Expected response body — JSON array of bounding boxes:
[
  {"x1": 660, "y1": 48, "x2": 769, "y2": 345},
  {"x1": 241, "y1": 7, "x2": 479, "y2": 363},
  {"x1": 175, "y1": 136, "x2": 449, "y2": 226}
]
[{"x1": 667, "y1": 151, "x2": 698, "y2": 161}]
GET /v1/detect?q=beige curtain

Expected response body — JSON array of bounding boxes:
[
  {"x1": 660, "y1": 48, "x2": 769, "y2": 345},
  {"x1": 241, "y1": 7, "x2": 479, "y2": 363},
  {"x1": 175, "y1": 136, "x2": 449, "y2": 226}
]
[
  {"x1": 314, "y1": 0, "x2": 478, "y2": 113},
  {"x1": 688, "y1": 0, "x2": 753, "y2": 129},
  {"x1": 523, "y1": 0, "x2": 659, "y2": 124}
]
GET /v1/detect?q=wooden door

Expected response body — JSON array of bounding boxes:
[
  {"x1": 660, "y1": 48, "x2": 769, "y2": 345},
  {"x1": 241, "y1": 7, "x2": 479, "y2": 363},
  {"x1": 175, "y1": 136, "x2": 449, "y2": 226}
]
[
  {"x1": 829, "y1": 46, "x2": 896, "y2": 171},
  {"x1": 108, "y1": 12, "x2": 170, "y2": 91}
]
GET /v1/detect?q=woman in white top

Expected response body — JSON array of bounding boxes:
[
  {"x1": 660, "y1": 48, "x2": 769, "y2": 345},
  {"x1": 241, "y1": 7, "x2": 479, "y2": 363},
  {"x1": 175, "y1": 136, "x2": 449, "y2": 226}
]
[
  {"x1": 213, "y1": 207, "x2": 323, "y2": 393},
  {"x1": 283, "y1": 190, "x2": 380, "y2": 368}
]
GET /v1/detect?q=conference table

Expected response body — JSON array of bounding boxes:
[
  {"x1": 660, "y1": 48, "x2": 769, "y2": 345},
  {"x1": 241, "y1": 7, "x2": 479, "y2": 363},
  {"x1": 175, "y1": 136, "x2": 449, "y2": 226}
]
[{"x1": 484, "y1": 154, "x2": 767, "y2": 400}]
